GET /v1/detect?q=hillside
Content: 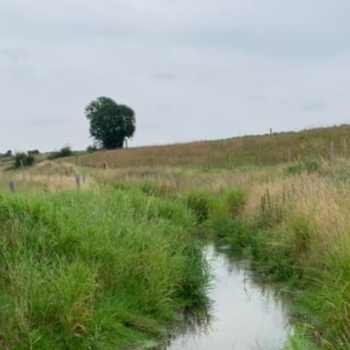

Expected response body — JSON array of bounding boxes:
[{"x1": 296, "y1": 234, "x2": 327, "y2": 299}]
[
  {"x1": 2, "y1": 124, "x2": 350, "y2": 349},
  {"x1": 70, "y1": 124, "x2": 350, "y2": 169}
]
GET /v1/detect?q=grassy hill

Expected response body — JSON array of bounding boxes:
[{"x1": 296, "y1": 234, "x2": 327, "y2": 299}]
[
  {"x1": 71, "y1": 124, "x2": 350, "y2": 169},
  {"x1": 2, "y1": 123, "x2": 350, "y2": 349}
]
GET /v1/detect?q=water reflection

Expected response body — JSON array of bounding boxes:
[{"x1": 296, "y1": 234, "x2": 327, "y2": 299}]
[{"x1": 161, "y1": 244, "x2": 292, "y2": 350}]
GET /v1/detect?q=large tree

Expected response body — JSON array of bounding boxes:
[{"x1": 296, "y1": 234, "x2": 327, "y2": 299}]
[{"x1": 85, "y1": 97, "x2": 136, "y2": 149}]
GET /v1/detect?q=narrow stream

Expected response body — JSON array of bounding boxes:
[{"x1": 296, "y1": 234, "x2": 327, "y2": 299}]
[{"x1": 166, "y1": 244, "x2": 292, "y2": 350}]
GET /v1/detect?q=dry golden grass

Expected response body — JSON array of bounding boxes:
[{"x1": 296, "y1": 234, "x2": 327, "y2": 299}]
[
  {"x1": 67, "y1": 124, "x2": 350, "y2": 169},
  {"x1": 32, "y1": 161, "x2": 78, "y2": 176},
  {"x1": 93, "y1": 165, "x2": 281, "y2": 194},
  {"x1": 0, "y1": 162, "x2": 93, "y2": 192},
  {"x1": 92, "y1": 159, "x2": 350, "y2": 263}
]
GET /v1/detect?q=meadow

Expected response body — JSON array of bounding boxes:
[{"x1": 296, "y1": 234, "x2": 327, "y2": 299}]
[
  {"x1": 70, "y1": 124, "x2": 350, "y2": 169},
  {"x1": 2, "y1": 125, "x2": 350, "y2": 349}
]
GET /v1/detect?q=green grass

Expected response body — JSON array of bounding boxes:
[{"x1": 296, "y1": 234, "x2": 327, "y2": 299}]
[
  {"x1": 0, "y1": 186, "x2": 208, "y2": 349},
  {"x1": 285, "y1": 159, "x2": 321, "y2": 177},
  {"x1": 4, "y1": 134, "x2": 350, "y2": 349},
  {"x1": 193, "y1": 182, "x2": 350, "y2": 349},
  {"x1": 123, "y1": 173, "x2": 350, "y2": 349}
]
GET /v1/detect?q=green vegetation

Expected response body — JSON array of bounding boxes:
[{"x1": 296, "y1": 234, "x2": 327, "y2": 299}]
[
  {"x1": 182, "y1": 171, "x2": 350, "y2": 349},
  {"x1": 27, "y1": 150, "x2": 40, "y2": 155},
  {"x1": 0, "y1": 186, "x2": 208, "y2": 349},
  {"x1": 14, "y1": 152, "x2": 35, "y2": 168},
  {"x1": 82, "y1": 155, "x2": 350, "y2": 349},
  {"x1": 71, "y1": 124, "x2": 350, "y2": 169},
  {"x1": 3, "y1": 124, "x2": 350, "y2": 349},
  {"x1": 285, "y1": 159, "x2": 320, "y2": 176},
  {"x1": 49, "y1": 146, "x2": 74, "y2": 160},
  {"x1": 85, "y1": 97, "x2": 136, "y2": 150},
  {"x1": 86, "y1": 145, "x2": 99, "y2": 153},
  {"x1": 0, "y1": 152, "x2": 12, "y2": 160}
]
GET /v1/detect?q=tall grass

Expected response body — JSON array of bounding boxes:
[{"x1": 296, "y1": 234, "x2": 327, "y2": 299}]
[
  {"x1": 95, "y1": 160, "x2": 350, "y2": 349},
  {"x1": 205, "y1": 173, "x2": 350, "y2": 349},
  {"x1": 5, "y1": 143, "x2": 350, "y2": 348},
  {"x1": 0, "y1": 186, "x2": 208, "y2": 349},
  {"x1": 64, "y1": 124, "x2": 350, "y2": 169}
]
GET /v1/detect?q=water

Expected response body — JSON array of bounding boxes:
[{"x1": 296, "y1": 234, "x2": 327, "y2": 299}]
[{"x1": 165, "y1": 244, "x2": 292, "y2": 350}]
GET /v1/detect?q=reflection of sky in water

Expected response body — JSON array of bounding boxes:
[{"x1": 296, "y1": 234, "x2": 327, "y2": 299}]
[{"x1": 166, "y1": 245, "x2": 292, "y2": 350}]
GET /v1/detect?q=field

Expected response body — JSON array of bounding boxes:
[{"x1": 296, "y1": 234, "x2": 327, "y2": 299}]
[
  {"x1": 2, "y1": 125, "x2": 350, "y2": 349},
  {"x1": 69, "y1": 124, "x2": 350, "y2": 169}
]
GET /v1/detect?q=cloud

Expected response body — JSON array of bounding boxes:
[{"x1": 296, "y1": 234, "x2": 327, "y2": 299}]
[{"x1": 0, "y1": 0, "x2": 349, "y2": 151}]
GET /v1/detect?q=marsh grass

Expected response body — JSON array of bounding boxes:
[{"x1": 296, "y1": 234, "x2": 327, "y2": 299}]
[
  {"x1": 230, "y1": 174, "x2": 350, "y2": 348},
  {"x1": 91, "y1": 160, "x2": 350, "y2": 349},
  {"x1": 0, "y1": 186, "x2": 209, "y2": 349}
]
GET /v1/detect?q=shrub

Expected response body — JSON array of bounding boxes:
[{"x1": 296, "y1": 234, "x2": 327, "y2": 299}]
[
  {"x1": 86, "y1": 145, "x2": 99, "y2": 153},
  {"x1": 0, "y1": 150, "x2": 12, "y2": 159},
  {"x1": 49, "y1": 146, "x2": 74, "y2": 160},
  {"x1": 28, "y1": 149, "x2": 40, "y2": 155},
  {"x1": 13, "y1": 152, "x2": 35, "y2": 168}
]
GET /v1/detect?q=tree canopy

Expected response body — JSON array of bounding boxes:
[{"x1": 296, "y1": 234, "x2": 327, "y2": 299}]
[{"x1": 85, "y1": 97, "x2": 136, "y2": 150}]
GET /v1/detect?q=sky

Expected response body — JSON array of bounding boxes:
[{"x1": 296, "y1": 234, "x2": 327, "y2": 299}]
[{"x1": 1, "y1": 0, "x2": 350, "y2": 152}]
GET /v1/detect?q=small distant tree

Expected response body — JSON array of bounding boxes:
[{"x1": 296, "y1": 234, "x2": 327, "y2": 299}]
[
  {"x1": 14, "y1": 153, "x2": 35, "y2": 168},
  {"x1": 4, "y1": 150, "x2": 12, "y2": 158},
  {"x1": 57, "y1": 146, "x2": 73, "y2": 158},
  {"x1": 85, "y1": 97, "x2": 136, "y2": 149}
]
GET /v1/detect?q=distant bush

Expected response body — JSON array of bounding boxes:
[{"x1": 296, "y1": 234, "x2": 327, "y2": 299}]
[
  {"x1": 28, "y1": 149, "x2": 40, "y2": 155},
  {"x1": 49, "y1": 146, "x2": 74, "y2": 160},
  {"x1": 0, "y1": 150, "x2": 12, "y2": 159},
  {"x1": 14, "y1": 153, "x2": 35, "y2": 168},
  {"x1": 86, "y1": 145, "x2": 99, "y2": 153},
  {"x1": 285, "y1": 159, "x2": 320, "y2": 176}
]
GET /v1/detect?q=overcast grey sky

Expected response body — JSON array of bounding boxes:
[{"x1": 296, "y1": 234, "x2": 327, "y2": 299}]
[{"x1": 1, "y1": 0, "x2": 349, "y2": 152}]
